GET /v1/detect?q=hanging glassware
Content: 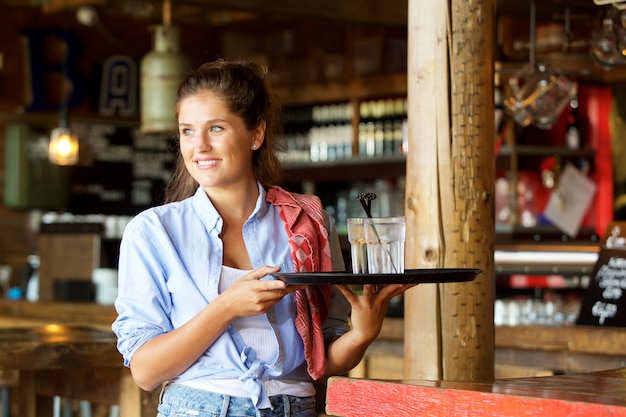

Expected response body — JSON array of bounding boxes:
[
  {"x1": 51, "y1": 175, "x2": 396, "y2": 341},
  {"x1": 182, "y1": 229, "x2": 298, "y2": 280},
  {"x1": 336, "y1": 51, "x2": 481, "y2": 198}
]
[
  {"x1": 591, "y1": 7, "x2": 624, "y2": 69},
  {"x1": 503, "y1": 0, "x2": 577, "y2": 130}
]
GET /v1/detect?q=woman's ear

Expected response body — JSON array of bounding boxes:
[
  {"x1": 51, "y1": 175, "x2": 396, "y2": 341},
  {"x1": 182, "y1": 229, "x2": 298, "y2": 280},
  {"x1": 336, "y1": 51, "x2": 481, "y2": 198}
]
[{"x1": 252, "y1": 120, "x2": 267, "y2": 148}]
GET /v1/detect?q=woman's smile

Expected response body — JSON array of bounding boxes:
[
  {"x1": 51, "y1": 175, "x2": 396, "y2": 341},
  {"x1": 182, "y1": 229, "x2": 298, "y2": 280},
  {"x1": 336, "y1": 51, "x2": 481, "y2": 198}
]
[{"x1": 195, "y1": 158, "x2": 222, "y2": 169}]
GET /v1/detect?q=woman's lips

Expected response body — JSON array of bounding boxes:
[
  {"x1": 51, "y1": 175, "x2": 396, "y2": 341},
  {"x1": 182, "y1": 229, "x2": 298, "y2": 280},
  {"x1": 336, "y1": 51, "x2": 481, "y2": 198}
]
[{"x1": 196, "y1": 159, "x2": 220, "y2": 169}]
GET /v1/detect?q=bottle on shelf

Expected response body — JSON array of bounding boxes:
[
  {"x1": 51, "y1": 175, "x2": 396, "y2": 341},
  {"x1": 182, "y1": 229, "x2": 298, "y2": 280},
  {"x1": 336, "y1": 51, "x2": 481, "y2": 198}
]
[
  {"x1": 312, "y1": 103, "x2": 353, "y2": 161},
  {"x1": 565, "y1": 95, "x2": 581, "y2": 150},
  {"x1": 358, "y1": 97, "x2": 407, "y2": 158},
  {"x1": 282, "y1": 97, "x2": 408, "y2": 163},
  {"x1": 281, "y1": 105, "x2": 313, "y2": 162}
]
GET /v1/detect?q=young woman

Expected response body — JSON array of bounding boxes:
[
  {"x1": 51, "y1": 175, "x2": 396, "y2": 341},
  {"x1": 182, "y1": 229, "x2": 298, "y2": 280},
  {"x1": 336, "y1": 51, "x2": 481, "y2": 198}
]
[{"x1": 112, "y1": 59, "x2": 414, "y2": 417}]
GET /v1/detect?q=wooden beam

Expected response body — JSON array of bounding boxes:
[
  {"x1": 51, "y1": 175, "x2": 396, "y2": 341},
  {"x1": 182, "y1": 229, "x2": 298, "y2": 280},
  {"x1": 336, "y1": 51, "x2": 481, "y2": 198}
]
[
  {"x1": 174, "y1": 0, "x2": 408, "y2": 27},
  {"x1": 40, "y1": 0, "x2": 106, "y2": 13},
  {"x1": 440, "y1": 0, "x2": 496, "y2": 381},
  {"x1": 404, "y1": 0, "x2": 448, "y2": 381},
  {"x1": 404, "y1": 0, "x2": 496, "y2": 381},
  {"x1": 275, "y1": 73, "x2": 408, "y2": 106},
  {"x1": 496, "y1": 325, "x2": 626, "y2": 357}
]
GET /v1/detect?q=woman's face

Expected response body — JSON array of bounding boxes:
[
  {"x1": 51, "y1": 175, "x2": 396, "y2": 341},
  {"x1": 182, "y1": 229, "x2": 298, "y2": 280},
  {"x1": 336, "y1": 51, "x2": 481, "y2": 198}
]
[{"x1": 177, "y1": 90, "x2": 264, "y2": 193}]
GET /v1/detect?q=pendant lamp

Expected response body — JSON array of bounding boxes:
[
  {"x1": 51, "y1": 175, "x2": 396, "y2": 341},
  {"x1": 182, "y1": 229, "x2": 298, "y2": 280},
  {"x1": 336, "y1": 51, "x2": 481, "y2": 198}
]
[
  {"x1": 140, "y1": 0, "x2": 190, "y2": 133},
  {"x1": 49, "y1": 127, "x2": 79, "y2": 166},
  {"x1": 49, "y1": 31, "x2": 79, "y2": 166}
]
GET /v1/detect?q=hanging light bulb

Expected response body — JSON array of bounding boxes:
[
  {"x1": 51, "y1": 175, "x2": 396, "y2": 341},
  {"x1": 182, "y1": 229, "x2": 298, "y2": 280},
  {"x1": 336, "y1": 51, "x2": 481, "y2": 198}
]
[
  {"x1": 140, "y1": 0, "x2": 190, "y2": 133},
  {"x1": 49, "y1": 27, "x2": 79, "y2": 166},
  {"x1": 49, "y1": 127, "x2": 79, "y2": 165}
]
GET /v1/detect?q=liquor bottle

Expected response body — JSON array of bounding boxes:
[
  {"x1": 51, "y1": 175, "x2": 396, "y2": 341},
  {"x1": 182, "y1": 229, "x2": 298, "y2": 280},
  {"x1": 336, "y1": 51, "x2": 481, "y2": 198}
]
[{"x1": 566, "y1": 96, "x2": 581, "y2": 150}]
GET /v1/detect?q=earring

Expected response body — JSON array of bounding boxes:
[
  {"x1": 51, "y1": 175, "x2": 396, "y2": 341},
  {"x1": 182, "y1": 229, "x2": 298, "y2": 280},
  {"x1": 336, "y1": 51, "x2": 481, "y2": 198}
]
[{"x1": 252, "y1": 143, "x2": 258, "y2": 149}]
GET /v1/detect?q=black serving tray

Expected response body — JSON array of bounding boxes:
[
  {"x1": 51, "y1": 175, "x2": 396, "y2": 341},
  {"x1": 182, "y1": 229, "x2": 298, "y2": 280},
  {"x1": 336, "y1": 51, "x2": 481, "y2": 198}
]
[{"x1": 272, "y1": 268, "x2": 482, "y2": 285}]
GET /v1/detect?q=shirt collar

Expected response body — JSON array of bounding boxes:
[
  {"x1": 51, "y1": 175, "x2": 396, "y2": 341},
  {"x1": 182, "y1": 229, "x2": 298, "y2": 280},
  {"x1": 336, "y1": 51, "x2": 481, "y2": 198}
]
[
  {"x1": 254, "y1": 182, "x2": 270, "y2": 219},
  {"x1": 191, "y1": 182, "x2": 270, "y2": 233}
]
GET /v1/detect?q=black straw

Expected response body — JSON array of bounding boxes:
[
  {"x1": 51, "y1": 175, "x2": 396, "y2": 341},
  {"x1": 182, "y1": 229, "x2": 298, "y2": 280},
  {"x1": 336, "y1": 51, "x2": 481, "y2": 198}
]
[
  {"x1": 354, "y1": 191, "x2": 398, "y2": 274},
  {"x1": 356, "y1": 192, "x2": 377, "y2": 218}
]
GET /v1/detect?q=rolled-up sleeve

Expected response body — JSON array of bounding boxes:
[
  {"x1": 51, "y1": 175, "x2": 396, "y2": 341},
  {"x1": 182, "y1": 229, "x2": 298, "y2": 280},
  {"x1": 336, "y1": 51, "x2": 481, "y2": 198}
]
[{"x1": 112, "y1": 216, "x2": 174, "y2": 366}]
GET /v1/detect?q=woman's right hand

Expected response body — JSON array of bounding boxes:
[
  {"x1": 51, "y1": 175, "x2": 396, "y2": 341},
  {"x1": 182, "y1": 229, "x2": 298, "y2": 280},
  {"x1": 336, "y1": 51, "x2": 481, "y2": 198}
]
[{"x1": 220, "y1": 265, "x2": 304, "y2": 319}]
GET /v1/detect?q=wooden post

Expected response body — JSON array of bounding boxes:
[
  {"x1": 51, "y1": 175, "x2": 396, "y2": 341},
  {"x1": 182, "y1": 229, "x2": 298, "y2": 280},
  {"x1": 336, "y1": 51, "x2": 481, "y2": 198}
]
[{"x1": 404, "y1": 0, "x2": 496, "y2": 381}]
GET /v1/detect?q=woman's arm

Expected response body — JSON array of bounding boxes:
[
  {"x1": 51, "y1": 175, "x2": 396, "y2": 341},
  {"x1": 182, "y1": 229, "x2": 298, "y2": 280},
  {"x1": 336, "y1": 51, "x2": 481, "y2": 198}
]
[
  {"x1": 129, "y1": 266, "x2": 300, "y2": 391},
  {"x1": 325, "y1": 283, "x2": 415, "y2": 376}
]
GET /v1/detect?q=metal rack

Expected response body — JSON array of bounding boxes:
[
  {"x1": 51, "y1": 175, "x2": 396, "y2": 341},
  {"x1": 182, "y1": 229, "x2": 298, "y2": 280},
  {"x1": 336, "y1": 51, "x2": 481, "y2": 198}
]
[
  {"x1": 594, "y1": 0, "x2": 626, "y2": 9},
  {"x1": 495, "y1": 243, "x2": 599, "y2": 276}
]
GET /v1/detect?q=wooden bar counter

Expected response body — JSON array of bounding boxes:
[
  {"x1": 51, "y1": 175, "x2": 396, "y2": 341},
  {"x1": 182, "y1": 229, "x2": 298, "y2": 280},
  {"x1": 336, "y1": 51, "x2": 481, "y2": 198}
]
[
  {"x1": 495, "y1": 324, "x2": 626, "y2": 375},
  {"x1": 326, "y1": 368, "x2": 626, "y2": 416},
  {"x1": 338, "y1": 318, "x2": 626, "y2": 416},
  {"x1": 0, "y1": 300, "x2": 158, "y2": 417},
  {"x1": 350, "y1": 318, "x2": 626, "y2": 379},
  {"x1": 4, "y1": 304, "x2": 624, "y2": 415}
]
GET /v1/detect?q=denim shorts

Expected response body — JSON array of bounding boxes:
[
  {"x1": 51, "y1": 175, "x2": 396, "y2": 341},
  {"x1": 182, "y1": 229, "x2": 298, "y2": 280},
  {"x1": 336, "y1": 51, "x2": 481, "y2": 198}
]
[{"x1": 156, "y1": 383, "x2": 317, "y2": 417}]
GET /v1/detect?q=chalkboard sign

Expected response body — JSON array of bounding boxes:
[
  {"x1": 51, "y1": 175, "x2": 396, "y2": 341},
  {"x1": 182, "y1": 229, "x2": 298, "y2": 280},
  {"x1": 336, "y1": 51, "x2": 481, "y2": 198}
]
[
  {"x1": 577, "y1": 249, "x2": 626, "y2": 327},
  {"x1": 67, "y1": 121, "x2": 177, "y2": 215}
]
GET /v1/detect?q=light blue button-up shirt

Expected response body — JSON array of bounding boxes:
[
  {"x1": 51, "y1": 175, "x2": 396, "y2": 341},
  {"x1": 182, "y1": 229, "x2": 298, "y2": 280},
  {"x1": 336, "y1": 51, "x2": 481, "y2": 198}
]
[{"x1": 112, "y1": 183, "x2": 349, "y2": 408}]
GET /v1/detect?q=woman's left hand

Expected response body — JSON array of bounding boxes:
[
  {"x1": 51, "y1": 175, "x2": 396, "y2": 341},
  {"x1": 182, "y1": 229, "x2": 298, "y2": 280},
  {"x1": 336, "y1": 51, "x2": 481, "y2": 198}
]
[{"x1": 335, "y1": 283, "x2": 417, "y2": 344}]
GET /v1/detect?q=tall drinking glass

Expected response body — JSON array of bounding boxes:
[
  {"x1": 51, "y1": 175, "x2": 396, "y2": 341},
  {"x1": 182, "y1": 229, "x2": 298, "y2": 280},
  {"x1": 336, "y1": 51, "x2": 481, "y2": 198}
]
[
  {"x1": 346, "y1": 218, "x2": 368, "y2": 273},
  {"x1": 364, "y1": 216, "x2": 405, "y2": 274}
]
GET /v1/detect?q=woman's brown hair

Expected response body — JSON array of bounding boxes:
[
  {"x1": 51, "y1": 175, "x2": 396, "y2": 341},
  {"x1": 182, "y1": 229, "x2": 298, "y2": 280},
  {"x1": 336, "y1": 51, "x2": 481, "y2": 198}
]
[{"x1": 163, "y1": 59, "x2": 284, "y2": 203}]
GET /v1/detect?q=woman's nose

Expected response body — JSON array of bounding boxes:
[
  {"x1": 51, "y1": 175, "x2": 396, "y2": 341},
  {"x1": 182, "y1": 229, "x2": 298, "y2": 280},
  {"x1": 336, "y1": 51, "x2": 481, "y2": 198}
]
[{"x1": 195, "y1": 133, "x2": 212, "y2": 150}]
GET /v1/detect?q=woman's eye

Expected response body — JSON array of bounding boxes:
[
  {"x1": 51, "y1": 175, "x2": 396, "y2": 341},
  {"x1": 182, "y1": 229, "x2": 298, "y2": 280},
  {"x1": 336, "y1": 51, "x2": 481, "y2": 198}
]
[
  {"x1": 181, "y1": 128, "x2": 193, "y2": 136},
  {"x1": 209, "y1": 125, "x2": 223, "y2": 133}
]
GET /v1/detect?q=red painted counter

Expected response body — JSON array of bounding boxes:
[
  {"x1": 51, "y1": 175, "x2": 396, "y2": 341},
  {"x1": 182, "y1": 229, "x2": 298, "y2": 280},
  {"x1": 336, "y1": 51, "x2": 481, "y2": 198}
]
[{"x1": 326, "y1": 368, "x2": 626, "y2": 416}]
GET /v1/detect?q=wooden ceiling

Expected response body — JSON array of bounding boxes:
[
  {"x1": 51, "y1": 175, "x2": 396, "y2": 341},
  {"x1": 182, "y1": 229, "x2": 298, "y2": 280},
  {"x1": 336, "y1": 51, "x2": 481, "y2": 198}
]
[
  {"x1": 0, "y1": 0, "x2": 611, "y2": 27},
  {"x1": 4, "y1": 0, "x2": 625, "y2": 82},
  {"x1": 0, "y1": 0, "x2": 408, "y2": 27}
]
